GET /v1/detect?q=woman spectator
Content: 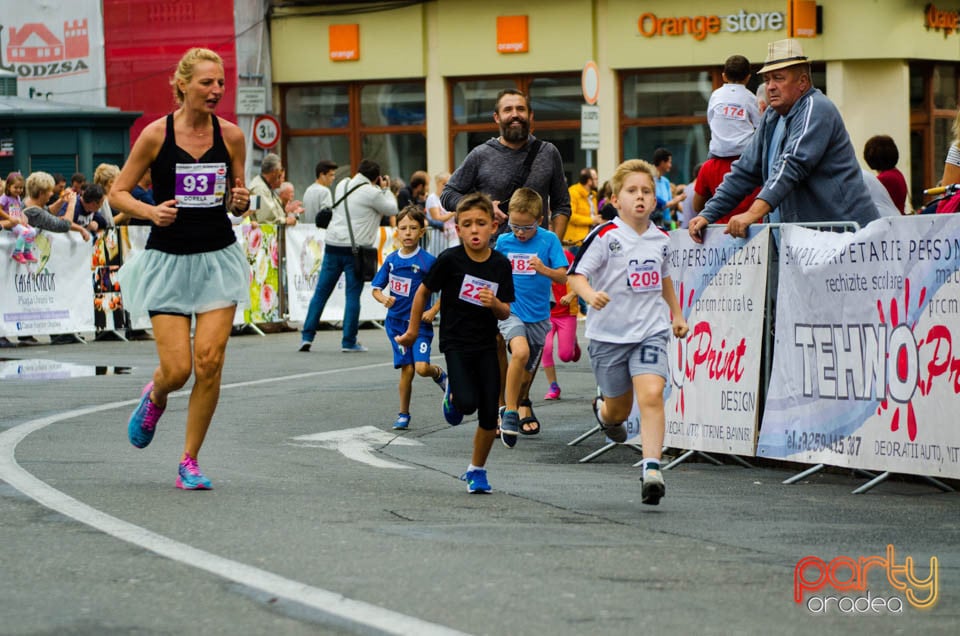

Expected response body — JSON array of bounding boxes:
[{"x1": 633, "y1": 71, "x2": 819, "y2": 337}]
[{"x1": 864, "y1": 135, "x2": 908, "y2": 214}]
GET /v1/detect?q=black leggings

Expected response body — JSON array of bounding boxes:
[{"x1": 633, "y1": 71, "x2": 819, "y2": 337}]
[{"x1": 444, "y1": 348, "x2": 501, "y2": 431}]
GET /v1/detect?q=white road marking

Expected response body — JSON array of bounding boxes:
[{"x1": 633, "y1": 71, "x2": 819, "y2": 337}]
[
  {"x1": 0, "y1": 363, "x2": 470, "y2": 636},
  {"x1": 292, "y1": 425, "x2": 424, "y2": 469}
]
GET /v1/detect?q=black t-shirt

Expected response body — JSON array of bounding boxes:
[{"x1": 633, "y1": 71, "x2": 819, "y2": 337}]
[{"x1": 423, "y1": 245, "x2": 514, "y2": 353}]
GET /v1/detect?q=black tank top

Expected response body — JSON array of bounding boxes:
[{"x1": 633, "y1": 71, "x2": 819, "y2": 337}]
[{"x1": 146, "y1": 114, "x2": 236, "y2": 254}]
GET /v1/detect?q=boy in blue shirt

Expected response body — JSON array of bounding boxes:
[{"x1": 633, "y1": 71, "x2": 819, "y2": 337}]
[
  {"x1": 495, "y1": 187, "x2": 569, "y2": 446},
  {"x1": 371, "y1": 206, "x2": 447, "y2": 430}
]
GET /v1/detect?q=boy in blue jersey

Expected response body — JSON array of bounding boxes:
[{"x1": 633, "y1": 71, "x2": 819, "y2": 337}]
[
  {"x1": 495, "y1": 188, "x2": 569, "y2": 447},
  {"x1": 371, "y1": 206, "x2": 447, "y2": 430}
]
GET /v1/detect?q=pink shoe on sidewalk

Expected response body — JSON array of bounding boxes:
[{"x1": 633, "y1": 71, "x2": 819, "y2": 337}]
[{"x1": 544, "y1": 382, "x2": 561, "y2": 400}]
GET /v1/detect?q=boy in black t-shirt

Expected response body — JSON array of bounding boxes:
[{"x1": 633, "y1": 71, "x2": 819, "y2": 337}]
[{"x1": 397, "y1": 192, "x2": 514, "y2": 493}]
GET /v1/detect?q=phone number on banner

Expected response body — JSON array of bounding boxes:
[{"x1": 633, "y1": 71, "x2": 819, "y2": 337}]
[{"x1": 784, "y1": 430, "x2": 863, "y2": 456}]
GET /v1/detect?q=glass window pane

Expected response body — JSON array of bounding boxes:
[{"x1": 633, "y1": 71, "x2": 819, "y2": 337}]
[
  {"x1": 362, "y1": 133, "x2": 426, "y2": 184},
  {"x1": 621, "y1": 124, "x2": 710, "y2": 186},
  {"x1": 451, "y1": 79, "x2": 520, "y2": 125},
  {"x1": 935, "y1": 117, "x2": 953, "y2": 179},
  {"x1": 528, "y1": 76, "x2": 582, "y2": 121},
  {"x1": 285, "y1": 135, "x2": 350, "y2": 196},
  {"x1": 285, "y1": 85, "x2": 349, "y2": 129},
  {"x1": 361, "y1": 82, "x2": 426, "y2": 127},
  {"x1": 622, "y1": 72, "x2": 712, "y2": 119},
  {"x1": 910, "y1": 128, "x2": 925, "y2": 211},
  {"x1": 452, "y1": 131, "x2": 497, "y2": 167},
  {"x1": 910, "y1": 64, "x2": 926, "y2": 110},
  {"x1": 933, "y1": 65, "x2": 957, "y2": 110}
]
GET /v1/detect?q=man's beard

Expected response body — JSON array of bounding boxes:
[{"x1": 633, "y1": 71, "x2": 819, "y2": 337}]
[{"x1": 500, "y1": 117, "x2": 530, "y2": 143}]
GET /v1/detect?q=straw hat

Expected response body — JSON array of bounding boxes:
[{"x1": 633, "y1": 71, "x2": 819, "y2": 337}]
[{"x1": 758, "y1": 38, "x2": 809, "y2": 74}]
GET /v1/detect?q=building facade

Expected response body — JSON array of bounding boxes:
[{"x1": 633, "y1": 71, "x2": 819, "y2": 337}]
[{"x1": 266, "y1": 0, "x2": 960, "y2": 210}]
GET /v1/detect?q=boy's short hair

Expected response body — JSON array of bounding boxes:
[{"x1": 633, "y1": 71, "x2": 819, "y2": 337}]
[
  {"x1": 315, "y1": 159, "x2": 337, "y2": 178},
  {"x1": 455, "y1": 192, "x2": 494, "y2": 221},
  {"x1": 652, "y1": 147, "x2": 672, "y2": 167},
  {"x1": 723, "y1": 55, "x2": 752, "y2": 83},
  {"x1": 611, "y1": 159, "x2": 658, "y2": 197},
  {"x1": 26, "y1": 171, "x2": 55, "y2": 200},
  {"x1": 81, "y1": 183, "x2": 106, "y2": 205},
  {"x1": 397, "y1": 204, "x2": 427, "y2": 227},
  {"x1": 70, "y1": 172, "x2": 85, "y2": 185},
  {"x1": 507, "y1": 187, "x2": 543, "y2": 218},
  {"x1": 864, "y1": 135, "x2": 899, "y2": 172}
]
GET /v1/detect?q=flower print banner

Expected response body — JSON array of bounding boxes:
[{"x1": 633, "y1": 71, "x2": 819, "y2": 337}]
[
  {"x1": 239, "y1": 223, "x2": 281, "y2": 324},
  {"x1": 283, "y1": 225, "x2": 389, "y2": 324},
  {"x1": 757, "y1": 216, "x2": 960, "y2": 479},
  {"x1": 660, "y1": 227, "x2": 768, "y2": 455},
  {"x1": 0, "y1": 231, "x2": 94, "y2": 336}
]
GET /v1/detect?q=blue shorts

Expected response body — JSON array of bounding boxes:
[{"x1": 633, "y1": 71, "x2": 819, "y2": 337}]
[{"x1": 385, "y1": 316, "x2": 433, "y2": 368}]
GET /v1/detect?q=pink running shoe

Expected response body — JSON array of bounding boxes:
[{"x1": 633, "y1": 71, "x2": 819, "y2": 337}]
[
  {"x1": 22, "y1": 251, "x2": 37, "y2": 262},
  {"x1": 544, "y1": 382, "x2": 561, "y2": 401},
  {"x1": 176, "y1": 454, "x2": 212, "y2": 490},
  {"x1": 11, "y1": 252, "x2": 27, "y2": 264},
  {"x1": 127, "y1": 381, "x2": 164, "y2": 448}
]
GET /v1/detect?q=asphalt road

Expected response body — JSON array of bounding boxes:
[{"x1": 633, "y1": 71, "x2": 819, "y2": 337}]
[{"x1": 1, "y1": 325, "x2": 957, "y2": 635}]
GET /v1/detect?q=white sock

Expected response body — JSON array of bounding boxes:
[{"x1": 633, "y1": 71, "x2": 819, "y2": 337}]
[{"x1": 468, "y1": 464, "x2": 484, "y2": 472}]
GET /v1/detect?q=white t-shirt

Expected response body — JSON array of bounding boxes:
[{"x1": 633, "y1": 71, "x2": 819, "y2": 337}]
[
  {"x1": 302, "y1": 182, "x2": 332, "y2": 226},
  {"x1": 707, "y1": 83, "x2": 761, "y2": 158},
  {"x1": 569, "y1": 217, "x2": 672, "y2": 344}
]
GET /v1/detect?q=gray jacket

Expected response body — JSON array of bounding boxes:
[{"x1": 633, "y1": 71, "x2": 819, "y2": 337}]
[
  {"x1": 701, "y1": 87, "x2": 878, "y2": 229},
  {"x1": 24, "y1": 205, "x2": 71, "y2": 232},
  {"x1": 441, "y1": 135, "x2": 571, "y2": 221}
]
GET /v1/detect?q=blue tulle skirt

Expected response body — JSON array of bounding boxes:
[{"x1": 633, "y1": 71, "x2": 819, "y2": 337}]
[{"x1": 118, "y1": 242, "x2": 249, "y2": 320}]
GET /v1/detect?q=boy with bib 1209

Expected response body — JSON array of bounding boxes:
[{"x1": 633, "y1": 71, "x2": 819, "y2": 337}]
[
  {"x1": 371, "y1": 205, "x2": 448, "y2": 430},
  {"x1": 396, "y1": 192, "x2": 514, "y2": 494},
  {"x1": 568, "y1": 159, "x2": 689, "y2": 505},
  {"x1": 494, "y1": 187, "x2": 568, "y2": 446}
]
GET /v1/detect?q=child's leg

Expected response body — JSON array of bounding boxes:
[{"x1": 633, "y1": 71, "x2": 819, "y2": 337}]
[
  {"x1": 470, "y1": 348, "x2": 501, "y2": 467},
  {"x1": 444, "y1": 350, "x2": 479, "y2": 415},
  {"x1": 555, "y1": 315, "x2": 579, "y2": 362},
  {"x1": 412, "y1": 333, "x2": 443, "y2": 381},
  {"x1": 634, "y1": 374, "x2": 666, "y2": 462},
  {"x1": 504, "y1": 335, "x2": 529, "y2": 412},
  {"x1": 541, "y1": 319, "x2": 558, "y2": 370},
  {"x1": 398, "y1": 364, "x2": 415, "y2": 413}
]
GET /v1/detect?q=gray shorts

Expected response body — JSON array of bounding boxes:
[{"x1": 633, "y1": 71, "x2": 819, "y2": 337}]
[
  {"x1": 498, "y1": 314, "x2": 551, "y2": 373},
  {"x1": 588, "y1": 333, "x2": 670, "y2": 398}
]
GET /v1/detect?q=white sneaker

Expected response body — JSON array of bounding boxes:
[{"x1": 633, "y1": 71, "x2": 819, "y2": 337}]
[{"x1": 641, "y1": 468, "x2": 666, "y2": 505}]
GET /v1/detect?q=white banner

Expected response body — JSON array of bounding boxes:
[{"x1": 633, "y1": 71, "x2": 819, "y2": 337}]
[
  {"x1": 284, "y1": 224, "x2": 390, "y2": 324},
  {"x1": 757, "y1": 216, "x2": 960, "y2": 479},
  {"x1": 0, "y1": 0, "x2": 106, "y2": 106},
  {"x1": 659, "y1": 227, "x2": 768, "y2": 455},
  {"x1": 0, "y1": 231, "x2": 95, "y2": 336},
  {"x1": 118, "y1": 226, "x2": 153, "y2": 330}
]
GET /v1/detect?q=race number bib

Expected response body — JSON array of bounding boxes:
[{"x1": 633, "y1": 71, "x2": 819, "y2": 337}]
[
  {"x1": 508, "y1": 253, "x2": 536, "y2": 276},
  {"x1": 175, "y1": 162, "x2": 227, "y2": 208},
  {"x1": 459, "y1": 274, "x2": 499, "y2": 306},
  {"x1": 714, "y1": 103, "x2": 748, "y2": 121},
  {"x1": 628, "y1": 261, "x2": 661, "y2": 293},
  {"x1": 388, "y1": 274, "x2": 412, "y2": 297}
]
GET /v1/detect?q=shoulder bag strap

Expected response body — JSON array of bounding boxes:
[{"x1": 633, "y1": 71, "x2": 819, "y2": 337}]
[
  {"x1": 342, "y1": 178, "x2": 359, "y2": 252},
  {"x1": 516, "y1": 139, "x2": 543, "y2": 190}
]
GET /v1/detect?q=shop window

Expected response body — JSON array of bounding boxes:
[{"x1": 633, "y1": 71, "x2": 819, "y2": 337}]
[
  {"x1": 909, "y1": 62, "x2": 960, "y2": 209},
  {"x1": 281, "y1": 80, "x2": 426, "y2": 198}
]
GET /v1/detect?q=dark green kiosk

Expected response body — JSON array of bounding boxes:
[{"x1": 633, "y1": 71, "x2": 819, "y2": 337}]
[{"x1": 0, "y1": 69, "x2": 141, "y2": 179}]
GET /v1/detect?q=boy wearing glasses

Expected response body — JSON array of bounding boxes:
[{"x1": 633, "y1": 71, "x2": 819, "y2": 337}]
[{"x1": 494, "y1": 188, "x2": 569, "y2": 446}]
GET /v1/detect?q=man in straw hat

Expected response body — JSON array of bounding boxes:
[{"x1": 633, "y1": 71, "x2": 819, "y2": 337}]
[{"x1": 689, "y1": 38, "x2": 878, "y2": 242}]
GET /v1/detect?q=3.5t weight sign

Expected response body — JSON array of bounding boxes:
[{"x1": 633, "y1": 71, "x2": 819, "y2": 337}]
[{"x1": 253, "y1": 114, "x2": 280, "y2": 149}]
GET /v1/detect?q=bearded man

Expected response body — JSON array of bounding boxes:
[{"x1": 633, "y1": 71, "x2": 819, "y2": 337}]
[{"x1": 441, "y1": 88, "x2": 570, "y2": 239}]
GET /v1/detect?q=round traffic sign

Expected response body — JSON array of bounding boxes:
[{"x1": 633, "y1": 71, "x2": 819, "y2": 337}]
[
  {"x1": 582, "y1": 61, "x2": 600, "y2": 105},
  {"x1": 253, "y1": 114, "x2": 280, "y2": 149}
]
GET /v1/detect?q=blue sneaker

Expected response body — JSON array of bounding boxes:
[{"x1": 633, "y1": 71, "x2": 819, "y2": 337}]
[
  {"x1": 393, "y1": 413, "x2": 411, "y2": 430},
  {"x1": 442, "y1": 382, "x2": 463, "y2": 426},
  {"x1": 433, "y1": 368, "x2": 448, "y2": 392},
  {"x1": 176, "y1": 454, "x2": 212, "y2": 490},
  {"x1": 460, "y1": 469, "x2": 491, "y2": 493},
  {"x1": 341, "y1": 343, "x2": 368, "y2": 353},
  {"x1": 500, "y1": 410, "x2": 519, "y2": 448},
  {"x1": 128, "y1": 382, "x2": 164, "y2": 449}
]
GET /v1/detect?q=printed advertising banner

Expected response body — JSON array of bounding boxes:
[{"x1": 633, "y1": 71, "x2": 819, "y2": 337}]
[
  {"x1": 237, "y1": 224, "x2": 282, "y2": 324},
  {"x1": 662, "y1": 227, "x2": 768, "y2": 455},
  {"x1": 284, "y1": 225, "x2": 391, "y2": 323},
  {"x1": 0, "y1": 231, "x2": 95, "y2": 336},
  {"x1": 0, "y1": 0, "x2": 105, "y2": 106},
  {"x1": 757, "y1": 217, "x2": 960, "y2": 479}
]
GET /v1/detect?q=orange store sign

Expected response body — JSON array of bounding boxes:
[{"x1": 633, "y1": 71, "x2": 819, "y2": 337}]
[
  {"x1": 638, "y1": 9, "x2": 785, "y2": 41},
  {"x1": 925, "y1": 4, "x2": 960, "y2": 37}
]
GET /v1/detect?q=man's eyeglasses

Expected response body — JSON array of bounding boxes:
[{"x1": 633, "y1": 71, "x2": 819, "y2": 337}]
[{"x1": 508, "y1": 222, "x2": 539, "y2": 233}]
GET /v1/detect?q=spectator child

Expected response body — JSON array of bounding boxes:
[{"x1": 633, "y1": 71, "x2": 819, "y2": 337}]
[
  {"x1": 568, "y1": 159, "x2": 689, "y2": 505},
  {"x1": 1, "y1": 172, "x2": 36, "y2": 263},
  {"x1": 396, "y1": 192, "x2": 514, "y2": 493},
  {"x1": 542, "y1": 248, "x2": 581, "y2": 400},
  {"x1": 707, "y1": 55, "x2": 761, "y2": 159},
  {"x1": 494, "y1": 187, "x2": 568, "y2": 443},
  {"x1": 371, "y1": 206, "x2": 448, "y2": 430},
  {"x1": 22, "y1": 171, "x2": 90, "y2": 241}
]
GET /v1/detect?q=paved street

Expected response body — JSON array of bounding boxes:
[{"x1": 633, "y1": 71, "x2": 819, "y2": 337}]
[{"x1": 1, "y1": 325, "x2": 957, "y2": 635}]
